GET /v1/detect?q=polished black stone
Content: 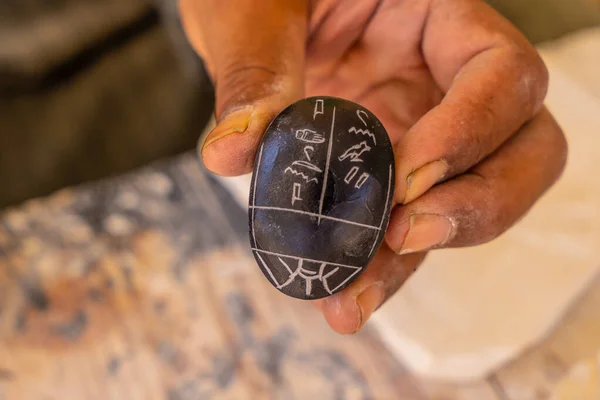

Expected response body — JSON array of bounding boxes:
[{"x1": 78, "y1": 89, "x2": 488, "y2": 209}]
[{"x1": 248, "y1": 97, "x2": 395, "y2": 300}]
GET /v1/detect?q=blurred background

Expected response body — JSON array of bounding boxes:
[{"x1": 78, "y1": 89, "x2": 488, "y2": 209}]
[
  {"x1": 1, "y1": 0, "x2": 600, "y2": 208},
  {"x1": 1, "y1": 1, "x2": 600, "y2": 399}
]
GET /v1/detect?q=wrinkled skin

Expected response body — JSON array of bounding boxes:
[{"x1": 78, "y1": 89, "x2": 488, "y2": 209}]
[{"x1": 179, "y1": 0, "x2": 568, "y2": 334}]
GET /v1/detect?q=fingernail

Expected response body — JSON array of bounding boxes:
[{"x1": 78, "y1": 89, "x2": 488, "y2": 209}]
[
  {"x1": 398, "y1": 214, "x2": 454, "y2": 255},
  {"x1": 404, "y1": 160, "x2": 449, "y2": 204},
  {"x1": 202, "y1": 108, "x2": 253, "y2": 151},
  {"x1": 354, "y1": 283, "x2": 385, "y2": 332}
]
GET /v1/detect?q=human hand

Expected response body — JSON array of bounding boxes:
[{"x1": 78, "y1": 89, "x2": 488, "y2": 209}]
[{"x1": 179, "y1": 0, "x2": 567, "y2": 334}]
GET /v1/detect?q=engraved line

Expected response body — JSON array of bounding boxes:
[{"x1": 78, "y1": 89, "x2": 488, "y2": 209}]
[
  {"x1": 278, "y1": 257, "x2": 294, "y2": 275},
  {"x1": 284, "y1": 167, "x2": 319, "y2": 184},
  {"x1": 256, "y1": 252, "x2": 280, "y2": 286},
  {"x1": 277, "y1": 265, "x2": 300, "y2": 290},
  {"x1": 322, "y1": 266, "x2": 340, "y2": 295},
  {"x1": 379, "y1": 164, "x2": 393, "y2": 230},
  {"x1": 318, "y1": 106, "x2": 336, "y2": 224},
  {"x1": 299, "y1": 268, "x2": 318, "y2": 278},
  {"x1": 367, "y1": 233, "x2": 380, "y2": 258},
  {"x1": 250, "y1": 206, "x2": 380, "y2": 230},
  {"x1": 331, "y1": 267, "x2": 364, "y2": 293},
  {"x1": 304, "y1": 146, "x2": 314, "y2": 162},
  {"x1": 368, "y1": 164, "x2": 393, "y2": 257},
  {"x1": 252, "y1": 248, "x2": 360, "y2": 270},
  {"x1": 291, "y1": 182, "x2": 302, "y2": 205},
  {"x1": 348, "y1": 127, "x2": 376, "y2": 145},
  {"x1": 313, "y1": 99, "x2": 324, "y2": 120},
  {"x1": 357, "y1": 109, "x2": 369, "y2": 127},
  {"x1": 251, "y1": 144, "x2": 264, "y2": 247},
  {"x1": 318, "y1": 262, "x2": 327, "y2": 279}
]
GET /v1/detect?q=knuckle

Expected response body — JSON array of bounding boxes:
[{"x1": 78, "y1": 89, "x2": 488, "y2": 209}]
[
  {"x1": 455, "y1": 173, "x2": 505, "y2": 245},
  {"x1": 474, "y1": 175, "x2": 506, "y2": 242},
  {"x1": 504, "y1": 43, "x2": 549, "y2": 113},
  {"x1": 472, "y1": 101, "x2": 497, "y2": 158},
  {"x1": 449, "y1": 98, "x2": 496, "y2": 167},
  {"x1": 526, "y1": 53, "x2": 550, "y2": 112},
  {"x1": 216, "y1": 63, "x2": 280, "y2": 111},
  {"x1": 219, "y1": 63, "x2": 278, "y2": 93}
]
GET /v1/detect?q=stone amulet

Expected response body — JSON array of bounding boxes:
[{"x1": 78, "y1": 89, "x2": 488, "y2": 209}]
[{"x1": 249, "y1": 97, "x2": 395, "y2": 299}]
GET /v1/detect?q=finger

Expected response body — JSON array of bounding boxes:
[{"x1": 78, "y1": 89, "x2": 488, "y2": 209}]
[
  {"x1": 179, "y1": 0, "x2": 308, "y2": 176},
  {"x1": 306, "y1": 0, "x2": 381, "y2": 74},
  {"x1": 318, "y1": 108, "x2": 566, "y2": 335},
  {"x1": 386, "y1": 107, "x2": 567, "y2": 254},
  {"x1": 393, "y1": 0, "x2": 549, "y2": 204},
  {"x1": 313, "y1": 244, "x2": 425, "y2": 334}
]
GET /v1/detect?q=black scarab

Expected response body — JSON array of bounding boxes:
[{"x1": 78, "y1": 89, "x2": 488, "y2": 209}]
[{"x1": 249, "y1": 97, "x2": 395, "y2": 299}]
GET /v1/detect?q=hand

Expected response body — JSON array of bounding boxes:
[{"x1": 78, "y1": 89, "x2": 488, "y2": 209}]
[{"x1": 179, "y1": 0, "x2": 567, "y2": 334}]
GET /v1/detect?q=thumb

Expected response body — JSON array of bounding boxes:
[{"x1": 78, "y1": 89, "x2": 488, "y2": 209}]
[{"x1": 180, "y1": 0, "x2": 308, "y2": 176}]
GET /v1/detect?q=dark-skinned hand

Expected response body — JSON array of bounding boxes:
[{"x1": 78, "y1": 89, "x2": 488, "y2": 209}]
[{"x1": 179, "y1": 0, "x2": 568, "y2": 334}]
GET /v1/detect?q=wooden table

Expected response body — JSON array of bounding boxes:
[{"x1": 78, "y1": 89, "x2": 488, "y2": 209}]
[{"x1": 0, "y1": 154, "x2": 598, "y2": 399}]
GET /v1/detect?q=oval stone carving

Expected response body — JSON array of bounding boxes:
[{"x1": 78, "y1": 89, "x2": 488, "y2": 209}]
[{"x1": 248, "y1": 97, "x2": 395, "y2": 299}]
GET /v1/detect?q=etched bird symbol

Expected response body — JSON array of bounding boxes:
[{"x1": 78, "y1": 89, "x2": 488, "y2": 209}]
[{"x1": 338, "y1": 141, "x2": 372, "y2": 163}]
